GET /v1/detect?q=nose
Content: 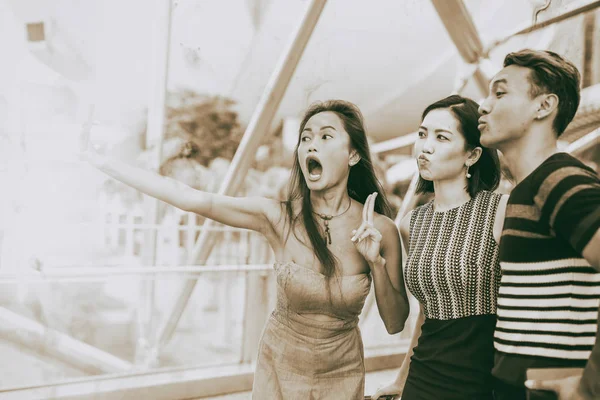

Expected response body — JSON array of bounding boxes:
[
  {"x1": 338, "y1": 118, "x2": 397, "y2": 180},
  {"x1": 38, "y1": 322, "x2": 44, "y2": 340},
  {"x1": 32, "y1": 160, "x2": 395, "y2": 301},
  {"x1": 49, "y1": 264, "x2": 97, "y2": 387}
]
[
  {"x1": 478, "y1": 98, "x2": 491, "y2": 115},
  {"x1": 422, "y1": 136, "x2": 434, "y2": 154},
  {"x1": 307, "y1": 140, "x2": 319, "y2": 153}
]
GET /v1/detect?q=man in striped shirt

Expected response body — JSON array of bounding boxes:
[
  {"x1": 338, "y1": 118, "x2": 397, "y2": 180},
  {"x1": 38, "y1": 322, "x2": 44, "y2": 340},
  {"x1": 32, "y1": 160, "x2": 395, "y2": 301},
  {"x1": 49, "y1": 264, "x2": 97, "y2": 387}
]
[{"x1": 478, "y1": 49, "x2": 600, "y2": 400}]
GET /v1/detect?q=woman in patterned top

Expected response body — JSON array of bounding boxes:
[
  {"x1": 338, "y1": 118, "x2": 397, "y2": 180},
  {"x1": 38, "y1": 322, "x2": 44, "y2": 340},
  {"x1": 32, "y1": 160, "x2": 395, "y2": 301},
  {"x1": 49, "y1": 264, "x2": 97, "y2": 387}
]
[{"x1": 374, "y1": 95, "x2": 508, "y2": 400}]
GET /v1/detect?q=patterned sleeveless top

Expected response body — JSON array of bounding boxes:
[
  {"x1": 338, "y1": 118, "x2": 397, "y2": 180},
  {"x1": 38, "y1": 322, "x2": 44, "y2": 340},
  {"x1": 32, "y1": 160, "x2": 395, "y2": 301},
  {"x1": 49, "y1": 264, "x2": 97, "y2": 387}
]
[{"x1": 405, "y1": 190, "x2": 502, "y2": 320}]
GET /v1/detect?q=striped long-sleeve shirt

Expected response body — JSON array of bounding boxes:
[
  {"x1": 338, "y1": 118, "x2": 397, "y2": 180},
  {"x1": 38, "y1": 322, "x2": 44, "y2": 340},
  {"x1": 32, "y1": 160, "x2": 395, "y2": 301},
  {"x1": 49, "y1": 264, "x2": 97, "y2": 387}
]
[{"x1": 493, "y1": 152, "x2": 600, "y2": 387}]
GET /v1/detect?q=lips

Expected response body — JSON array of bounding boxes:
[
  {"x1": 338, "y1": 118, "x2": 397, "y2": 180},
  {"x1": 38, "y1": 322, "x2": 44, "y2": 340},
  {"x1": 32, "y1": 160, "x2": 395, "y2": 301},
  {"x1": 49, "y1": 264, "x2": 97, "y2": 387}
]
[
  {"x1": 478, "y1": 118, "x2": 487, "y2": 132},
  {"x1": 306, "y1": 155, "x2": 323, "y2": 181}
]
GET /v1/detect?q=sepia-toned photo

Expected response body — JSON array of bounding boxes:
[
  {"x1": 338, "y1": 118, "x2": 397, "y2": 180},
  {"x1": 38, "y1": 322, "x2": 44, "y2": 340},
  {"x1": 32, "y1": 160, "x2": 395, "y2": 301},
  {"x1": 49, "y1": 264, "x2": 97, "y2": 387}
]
[{"x1": 0, "y1": 1, "x2": 599, "y2": 399}]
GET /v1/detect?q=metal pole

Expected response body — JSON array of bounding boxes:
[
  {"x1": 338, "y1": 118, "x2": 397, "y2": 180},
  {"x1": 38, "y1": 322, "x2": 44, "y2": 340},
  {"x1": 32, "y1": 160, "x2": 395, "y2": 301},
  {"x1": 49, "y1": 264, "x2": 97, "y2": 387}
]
[
  {"x1": 371, "y1": 132, "x2": 418, "y2": 154},
  {"x1": 0, "y1": 307, "x2": 132, "y2": 373},
  {"x1": 138, "y1": 0, "x2": 172, "y2": 366},
  {"x1": 566, "y1": 126, "x2": 600, "y2": 153},
  {"x1": 484, "y1": 0, "x2": 600, "y2": 56},
  {"x1": 156, "y1": 0, "x2": 329, "y2": 348},
  {"x1": 430, "y1": 0, "x2": 489, "y2": 93},
  {"x1": 394, "y1": 172, "x2": 420, "y2": 228}
]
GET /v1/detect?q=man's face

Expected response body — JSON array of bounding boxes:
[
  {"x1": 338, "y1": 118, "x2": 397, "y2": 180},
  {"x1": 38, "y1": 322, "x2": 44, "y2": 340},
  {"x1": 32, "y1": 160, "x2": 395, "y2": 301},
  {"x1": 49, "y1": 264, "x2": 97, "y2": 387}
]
[{"x1": 478, "y1": 65, "x2": 541, "y2": 149}]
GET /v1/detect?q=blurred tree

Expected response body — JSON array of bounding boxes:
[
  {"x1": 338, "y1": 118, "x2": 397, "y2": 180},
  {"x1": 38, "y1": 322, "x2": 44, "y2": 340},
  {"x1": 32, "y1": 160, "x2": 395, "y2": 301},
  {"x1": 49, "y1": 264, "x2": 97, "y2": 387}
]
[{"x1": 162, "y1": 91, "x2": 244, "y2": 169}]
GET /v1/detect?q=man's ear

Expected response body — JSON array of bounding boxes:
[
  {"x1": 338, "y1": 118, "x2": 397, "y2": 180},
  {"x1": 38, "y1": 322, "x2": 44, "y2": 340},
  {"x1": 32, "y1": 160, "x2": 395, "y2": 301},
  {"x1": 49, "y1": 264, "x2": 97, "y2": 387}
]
[
  {"x1": 349, "y1": 150, "x2": 361, "y2": 166},
  {"x1": 536, "y1": 93, "x2": 559, "y2": 120}
]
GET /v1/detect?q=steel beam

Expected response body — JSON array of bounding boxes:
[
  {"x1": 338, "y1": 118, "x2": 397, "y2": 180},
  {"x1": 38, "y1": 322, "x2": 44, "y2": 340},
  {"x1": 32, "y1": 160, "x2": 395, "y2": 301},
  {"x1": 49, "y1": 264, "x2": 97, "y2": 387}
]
[
  {"x1": 485, "y1": 0, "x2": 600, "y2": 56},
  {"x1": 156, "y1": 0, "x2": 329, "y2": 348},
  {"x1": 0, "y1": 307, "x2": 132, "y2": 374},
  {"x1": 136, "y1": 0, "x2": 173, "y2": 367},
  {"x1": 430, "y1": 0, "x2": 489, "y2": 93}
]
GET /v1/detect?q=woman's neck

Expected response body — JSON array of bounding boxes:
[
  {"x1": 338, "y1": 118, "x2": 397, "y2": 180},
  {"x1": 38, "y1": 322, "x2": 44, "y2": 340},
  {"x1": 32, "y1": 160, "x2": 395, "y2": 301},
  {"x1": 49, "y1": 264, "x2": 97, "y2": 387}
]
[
  {"x1": 432, "y1": 177, "x2": 471, "y2": 212},
  {"x1": 310, "y1": 186, "x2": 352, "y2": 216}
]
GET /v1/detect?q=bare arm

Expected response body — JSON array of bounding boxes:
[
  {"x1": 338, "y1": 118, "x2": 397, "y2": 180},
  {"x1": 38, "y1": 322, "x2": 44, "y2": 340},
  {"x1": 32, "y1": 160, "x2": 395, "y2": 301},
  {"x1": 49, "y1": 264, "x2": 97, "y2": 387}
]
[
  {"x1": 86, "y1": 152, "x2": 278, "y2": 233},
  {"x1": 582, "y1": 228, "x2": 600, "y2": 271},
  {"x1": 493, "y1": 195, "x2": 509, "y2": 245},
  {"x1": 352, "y1": 193, "x2": 410, "y2": 334},
  {"x1": 370, "y1": 215, "x2": 410, "y2": 334},
  {"x1": 394, "y1": 304, "x2": 424, "y2": 384},
  {"x1": 373, "y1": 212, "x2": 419, "y2": 399},
  {"x1": 392, "y1": 211, "x2": 419, "y2": 381}
]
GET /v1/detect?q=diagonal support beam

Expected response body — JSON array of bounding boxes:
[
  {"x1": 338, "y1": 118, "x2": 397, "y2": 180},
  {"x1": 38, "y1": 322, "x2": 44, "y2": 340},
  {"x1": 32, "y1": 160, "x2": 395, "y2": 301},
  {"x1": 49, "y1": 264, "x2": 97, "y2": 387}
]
[
  {"x1": 156, "y1": 0, "x2": 329, "y2": 348},
  {"x1": 137, "y1": 0, "x2": 173, "y2": 367},
  {"x1": 566, "y1": 126, "x2": 600, "y2": 154},
  {"x1": 0, "y1": 307, "x2": 132, "y2": 374},
  {"x1": 430, "y1": 0, "x2": 489, "y2": 93},
  {"x1": 484, "y1": 0, "x2": 600, "y2": 56}
]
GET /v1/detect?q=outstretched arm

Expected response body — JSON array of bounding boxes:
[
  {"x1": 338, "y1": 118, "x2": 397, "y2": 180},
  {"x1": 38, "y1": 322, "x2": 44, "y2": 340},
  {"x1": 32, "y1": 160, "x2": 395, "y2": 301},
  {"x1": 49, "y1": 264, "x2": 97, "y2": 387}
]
[{"x1": 81, "y1": 117, "x2": 278, "y2": 233}]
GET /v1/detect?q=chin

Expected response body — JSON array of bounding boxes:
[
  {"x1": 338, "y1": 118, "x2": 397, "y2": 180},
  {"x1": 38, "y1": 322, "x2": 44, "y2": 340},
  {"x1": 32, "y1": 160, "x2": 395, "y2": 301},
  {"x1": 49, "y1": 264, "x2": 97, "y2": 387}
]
[
  {"x1": 304, "y1": 178, "x2": 325, "y2": 192},
  {"x1": 418, "y1": 171, "x2": 433, "y2": 181}
]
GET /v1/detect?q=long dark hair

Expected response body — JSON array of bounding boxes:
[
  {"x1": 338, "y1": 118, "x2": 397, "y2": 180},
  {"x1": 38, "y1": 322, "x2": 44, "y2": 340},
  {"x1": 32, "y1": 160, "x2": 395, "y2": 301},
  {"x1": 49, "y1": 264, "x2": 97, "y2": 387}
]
[
  {"x1": 284, "y1": 100, "x2": 392, "y2": 277},
  {"x1": 415, "y1": 95, "x2": 501, "y2": 197}
]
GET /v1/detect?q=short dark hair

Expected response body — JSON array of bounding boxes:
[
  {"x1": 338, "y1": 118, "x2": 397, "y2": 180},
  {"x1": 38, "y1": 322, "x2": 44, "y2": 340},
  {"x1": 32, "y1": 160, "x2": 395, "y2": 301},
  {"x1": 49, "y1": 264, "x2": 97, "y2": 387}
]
[
  {"x1": 504, "y1": 49, "x2": 581, "y2": 136},
  {"x1": 416, "y1": 95, "x2": 501, "y2": 197}
]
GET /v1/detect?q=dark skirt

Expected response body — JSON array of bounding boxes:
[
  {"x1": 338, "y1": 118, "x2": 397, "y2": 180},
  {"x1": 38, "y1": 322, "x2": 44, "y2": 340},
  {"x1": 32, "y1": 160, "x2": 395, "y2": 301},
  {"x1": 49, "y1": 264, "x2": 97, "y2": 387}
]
[{"x1": 402, "y1": 314, "x2": 497, "y2": 400}]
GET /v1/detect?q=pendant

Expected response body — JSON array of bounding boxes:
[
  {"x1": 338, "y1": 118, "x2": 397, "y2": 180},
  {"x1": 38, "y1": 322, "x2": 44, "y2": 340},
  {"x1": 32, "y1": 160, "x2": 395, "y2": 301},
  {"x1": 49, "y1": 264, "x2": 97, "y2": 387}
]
[{"x1": 320, "y1": 214, "x2": 333, "y2": 245}]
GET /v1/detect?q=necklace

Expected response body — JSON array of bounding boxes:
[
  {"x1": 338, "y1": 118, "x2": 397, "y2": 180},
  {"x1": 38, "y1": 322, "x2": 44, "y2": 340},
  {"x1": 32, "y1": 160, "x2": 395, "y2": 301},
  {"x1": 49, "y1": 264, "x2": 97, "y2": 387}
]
[{"x1": 313, "y1": 199, "x2": 352, "y2": 245}]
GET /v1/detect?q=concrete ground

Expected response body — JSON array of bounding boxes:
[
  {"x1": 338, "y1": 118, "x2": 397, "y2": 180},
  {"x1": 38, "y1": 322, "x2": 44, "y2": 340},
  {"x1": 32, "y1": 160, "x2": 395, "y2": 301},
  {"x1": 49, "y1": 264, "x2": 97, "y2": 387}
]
[{"x1": 200, "y1": 368, "x2": 399, "y2": 399}]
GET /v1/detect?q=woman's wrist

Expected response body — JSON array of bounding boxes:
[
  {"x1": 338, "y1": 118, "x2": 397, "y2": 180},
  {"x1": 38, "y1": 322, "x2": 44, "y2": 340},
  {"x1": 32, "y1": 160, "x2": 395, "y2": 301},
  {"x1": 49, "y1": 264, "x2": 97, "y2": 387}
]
[{"x1": 370, "y1": 255, "x2": 386, "y2": 268}]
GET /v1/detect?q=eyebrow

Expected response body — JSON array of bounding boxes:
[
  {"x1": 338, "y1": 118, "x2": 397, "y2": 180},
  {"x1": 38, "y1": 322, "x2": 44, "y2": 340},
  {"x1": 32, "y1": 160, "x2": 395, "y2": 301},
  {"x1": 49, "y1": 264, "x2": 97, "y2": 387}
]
[
  {"x1": 419, "y1": 126, "x2": 454, "y2": 135},
  {"x1": 302, "y1": 125, "x2": 337, "y2": 133},
  {"x1": 490, "y1": 78, "x2": 508, "y2": 91}
]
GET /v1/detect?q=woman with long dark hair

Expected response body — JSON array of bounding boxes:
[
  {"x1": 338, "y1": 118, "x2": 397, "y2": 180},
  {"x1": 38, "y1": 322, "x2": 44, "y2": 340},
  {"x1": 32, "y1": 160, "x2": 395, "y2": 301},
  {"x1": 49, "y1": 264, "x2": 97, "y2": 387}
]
[
  {"x1": 82, "y1": 100, "x2": 410, "y2": 399},
  {"x1": 374, "y1": 95, "x2": 507, "y2": 400}
]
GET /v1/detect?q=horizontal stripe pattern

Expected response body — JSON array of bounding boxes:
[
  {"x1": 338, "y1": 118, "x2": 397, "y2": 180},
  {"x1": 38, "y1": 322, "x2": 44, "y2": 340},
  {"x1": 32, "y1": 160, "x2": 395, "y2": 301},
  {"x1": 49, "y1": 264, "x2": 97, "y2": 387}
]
[
  {"x1": 496, "y1": 154, "x2": 600, "y2": 367},
  {"x1": 496, "y1": 319, "x2": 598, "y2": 333},
  {"x1": 496, "y1": 259, "x2": 600, "y2": 359},
  {"x1": 495, "y1": 342, "x2": 593, "y2": 360}
]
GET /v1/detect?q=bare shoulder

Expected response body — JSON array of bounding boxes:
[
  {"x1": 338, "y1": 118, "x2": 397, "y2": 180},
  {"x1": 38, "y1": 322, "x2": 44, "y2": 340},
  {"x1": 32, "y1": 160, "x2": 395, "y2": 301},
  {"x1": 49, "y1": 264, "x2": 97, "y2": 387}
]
[
  {"x1": 399, "y1": 211, "x2": 412, "y2": 239},
  {"x1": 373, "y1": 213, "x2": 400, "y2": 238}
]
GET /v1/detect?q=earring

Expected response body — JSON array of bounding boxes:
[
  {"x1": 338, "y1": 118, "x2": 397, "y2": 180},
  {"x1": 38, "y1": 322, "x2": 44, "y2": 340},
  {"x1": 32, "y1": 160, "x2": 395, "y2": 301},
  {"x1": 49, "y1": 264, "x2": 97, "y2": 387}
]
[{"x1": 466, "y1": 164, "x2": 472, "y2": 179}]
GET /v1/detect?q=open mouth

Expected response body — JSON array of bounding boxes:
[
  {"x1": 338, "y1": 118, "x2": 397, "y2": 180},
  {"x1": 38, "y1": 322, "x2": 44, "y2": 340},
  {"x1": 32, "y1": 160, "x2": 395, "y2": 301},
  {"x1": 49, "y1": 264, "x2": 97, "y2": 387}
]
[{"x1": 306, "y1": 156, "x2": 323, "y2": 181}]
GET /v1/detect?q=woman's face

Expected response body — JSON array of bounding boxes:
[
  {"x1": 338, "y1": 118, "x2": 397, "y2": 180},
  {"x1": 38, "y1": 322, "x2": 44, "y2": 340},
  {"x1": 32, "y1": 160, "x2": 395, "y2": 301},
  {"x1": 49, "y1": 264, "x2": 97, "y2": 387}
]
[
  {"x1": 414, "y1": 108, "x2": 471, "y2": 183},
  {"x1": 297, "y1": 111, "x2": 356, "y2": 192}
]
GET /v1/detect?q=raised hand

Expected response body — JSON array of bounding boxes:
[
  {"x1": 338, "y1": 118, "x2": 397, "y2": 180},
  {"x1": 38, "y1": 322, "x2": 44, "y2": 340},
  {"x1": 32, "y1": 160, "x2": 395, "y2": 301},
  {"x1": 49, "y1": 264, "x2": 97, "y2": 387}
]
[{"x1": 351, "y1": 192, "x2": 383, "y2": 264}]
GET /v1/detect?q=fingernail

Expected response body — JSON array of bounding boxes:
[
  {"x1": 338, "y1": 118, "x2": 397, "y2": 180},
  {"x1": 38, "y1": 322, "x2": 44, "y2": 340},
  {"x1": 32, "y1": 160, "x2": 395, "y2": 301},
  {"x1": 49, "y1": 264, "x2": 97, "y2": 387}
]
[{"x1": 524, "y1": 380, "x2": 532, "y2": 388}]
